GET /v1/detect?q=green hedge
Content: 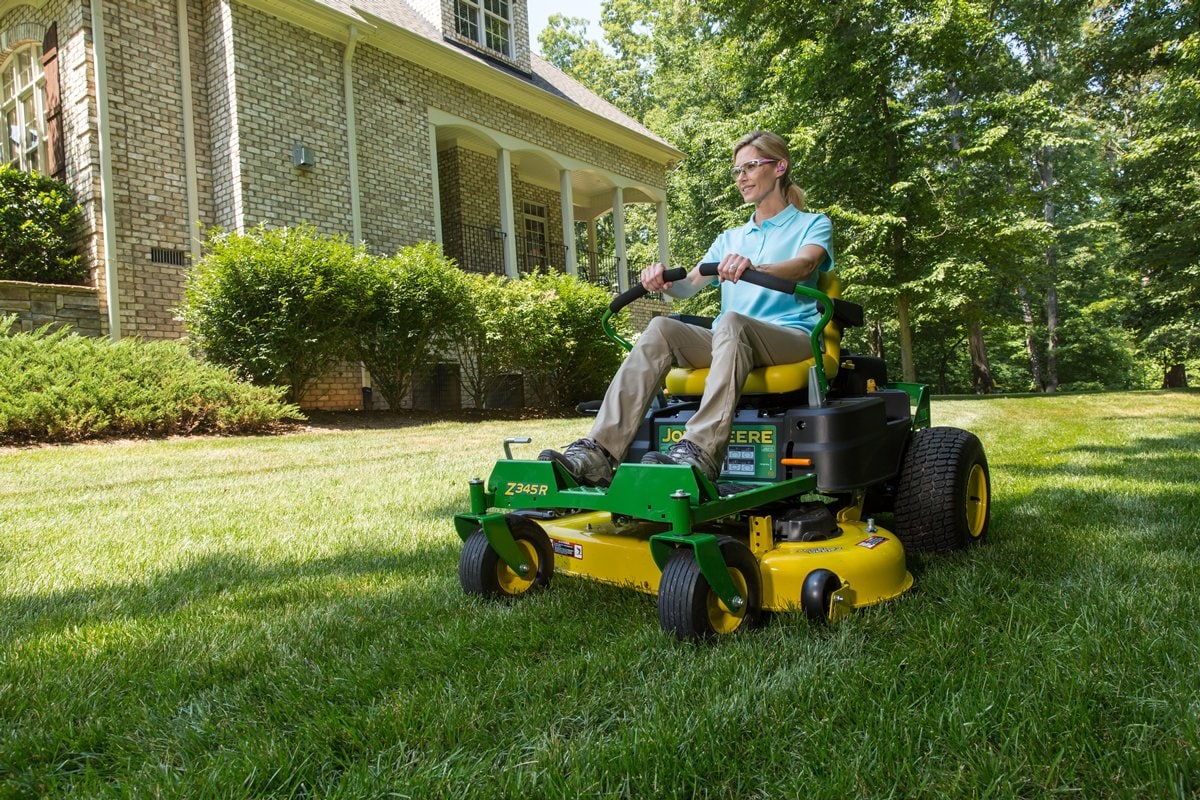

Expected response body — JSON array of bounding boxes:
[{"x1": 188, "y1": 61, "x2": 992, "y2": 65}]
[
  {"x1": 183, "y1": 227, "x2": 627, "y2": 410},
  {"x1": 0, "y1": 317, "x2": 301, "y2": 444},
  {"x1": 0, "y1": 166, "x2": 85, "y2": 285}
]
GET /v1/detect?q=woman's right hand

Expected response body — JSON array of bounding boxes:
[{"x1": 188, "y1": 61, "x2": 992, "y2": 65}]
[{"x1": 641, "y1": 262, "x2": 672, "y2": 292}]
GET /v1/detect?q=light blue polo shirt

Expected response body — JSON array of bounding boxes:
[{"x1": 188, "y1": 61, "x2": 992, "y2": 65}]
[{"x1": 702, "y1": 205, "x2": 834, "y2": 332}]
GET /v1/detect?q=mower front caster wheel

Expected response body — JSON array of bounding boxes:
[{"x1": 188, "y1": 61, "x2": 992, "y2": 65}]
[
  {"x1": 801, "y1": 568, "x2": 842, "y2": 624},
  {"x1": 657, "y1": 536, "x2": 762, "y2": 641},
  {"x1": 459, "y1": 515, "x2": 553, "y2": 598}
]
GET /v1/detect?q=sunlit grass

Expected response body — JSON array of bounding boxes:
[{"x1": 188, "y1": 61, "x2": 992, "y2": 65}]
[{"x1": 2, "y1": 390, "x2": 1199, "y2": 797}]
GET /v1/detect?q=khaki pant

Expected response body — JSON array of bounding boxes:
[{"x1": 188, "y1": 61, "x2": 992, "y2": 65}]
[{"x1": 589, "y1": 312, "x2": 814, "y2": 462}]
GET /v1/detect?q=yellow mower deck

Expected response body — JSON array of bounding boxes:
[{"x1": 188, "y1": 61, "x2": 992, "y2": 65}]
[{"x1": 538, "y1": 509, "x2": 912, "y2": 616}]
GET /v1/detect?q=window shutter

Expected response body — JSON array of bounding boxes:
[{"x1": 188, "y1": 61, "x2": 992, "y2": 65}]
[{"x1": 42, "y1": 23, "x2": 65, "y2": 181}]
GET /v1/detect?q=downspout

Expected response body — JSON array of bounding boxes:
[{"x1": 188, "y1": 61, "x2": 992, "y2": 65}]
[
  {"x1": 177, "y1": 0, "x2": 201, "y2": 261},
  {"x1": 91, "y1": 0, "x2": 120, "y2": 340},
  {"x1": 343, "y1": 25, "x2": 361, "y2": 244}
]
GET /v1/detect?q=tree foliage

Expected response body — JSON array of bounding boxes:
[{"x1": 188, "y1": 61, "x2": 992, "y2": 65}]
[
  {"x1": 542, "y1": 0, "x2": 1199, "y2": 391},
  {"x1": 0, "y1": 165, "x2": 84, "y2": 285}
]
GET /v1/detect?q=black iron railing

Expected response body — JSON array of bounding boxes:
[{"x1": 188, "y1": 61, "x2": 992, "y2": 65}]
[
  {"x1": 451, "y1": 224, "x2": 505, "y2": 276},
  {"x1": 446, "y1": 224, "x2": 622, "y2": 293}
]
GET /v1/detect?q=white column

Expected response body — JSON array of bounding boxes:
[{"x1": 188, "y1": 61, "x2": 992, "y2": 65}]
[
  {"x1": 657, "y1": 200, "x2": 670, "y2": 269},
  {"x1": 498, "y1": 148, "x2": 517, "y2": 277},
  {"x1": 429, "y1": 123, "x2": 442, "y2": 244},
  {"x1": 176, "y1": 0, "x2": 201, "y2": 262},
  {"x1": 92, "y1": 0, "x2": 120, "y2": 340},
  {"x1": 587, "y1": 219, "x2": 598, "y2": 284},
  {"x1": 559, "y1": 169, "x2": 576, "y2": 275},
  {"x1": 612, "y1": 187, "x2": 627, "y2": 290}
]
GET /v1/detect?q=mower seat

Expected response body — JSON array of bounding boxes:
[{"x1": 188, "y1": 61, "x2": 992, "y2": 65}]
[{"x1": 664, "y1": 272, "x2": 847, "y2": 398}]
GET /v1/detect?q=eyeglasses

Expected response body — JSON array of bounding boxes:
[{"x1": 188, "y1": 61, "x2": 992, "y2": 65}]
[{"x1": 729, "y1": 159, "x2": 778, "y2": 178}]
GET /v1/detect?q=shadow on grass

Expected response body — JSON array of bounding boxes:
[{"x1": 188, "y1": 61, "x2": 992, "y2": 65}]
[{"x1": 0, "y1": 540, "x2": 463, "y2": 647}]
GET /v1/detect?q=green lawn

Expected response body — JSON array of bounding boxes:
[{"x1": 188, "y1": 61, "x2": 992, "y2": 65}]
[{"x1": 2, "y1": 391, "x2": 1199, "y2": 798}]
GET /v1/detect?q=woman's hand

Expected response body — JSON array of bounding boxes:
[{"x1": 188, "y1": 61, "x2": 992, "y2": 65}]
[
  {"x1": 641, "y1": 262, "x2": 672, "y2": 292},
  {"x1": 717, "y1": 253, "x2": 754, "y2": 283}
]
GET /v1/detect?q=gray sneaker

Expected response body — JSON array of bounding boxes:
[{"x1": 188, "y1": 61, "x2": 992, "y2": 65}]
[
  {"x1": 640, "y1": 438, "x2": 721, "y2": 483},
  {"x1": 538, "y1": 438, "x2": 617, "y2": 487}
]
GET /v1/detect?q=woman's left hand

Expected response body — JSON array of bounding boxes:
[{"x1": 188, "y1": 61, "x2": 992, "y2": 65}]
[{"x1": 717, "y1": 253, "x2": 755, "y2": 283}]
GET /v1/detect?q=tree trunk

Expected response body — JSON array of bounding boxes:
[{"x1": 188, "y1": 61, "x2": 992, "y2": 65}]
[
  {"x1": 1038, "y1": 145, "x2": 1060, "y2": 393},
  {"x1": 897, "y1": 293, "x2": 916, "y2": 383},
  {"x1": 968, "y1": 320, "x2": 995, "y2": 394},
  {"x1": 1163, "y1": 363, "x2": 1189, "y2": 388},
  {"x1": 1044, "y1": 279, "x2": 1060, "y2": 392},
  {"x1": 870, "y1": 319, "x2": 885, "y2": 360},
  {"x1": 1017, "y1": 283, "x2": 1045, "y2": 390}
]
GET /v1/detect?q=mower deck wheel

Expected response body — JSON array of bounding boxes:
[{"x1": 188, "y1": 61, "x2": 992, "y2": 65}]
[
  {"x1": 657, "y1": 535, "x2": 762, "y2": 641},
  {"x1": 801, "y1": 568, "x2": 842, "y2": 624},
  {"x1": 459, "y1": 514, "x2": 553, "y2": 598}
]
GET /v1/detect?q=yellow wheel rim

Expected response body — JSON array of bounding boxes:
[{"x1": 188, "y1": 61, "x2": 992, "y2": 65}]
[
  {"x1": 705, "y1": 568, "x2": 749, "y2": 635},
  {"x1": 965, "y1": 463, "x2": 989, "y2": 538},
  {"x1": 496, "y1": 539, "x2": 538, "y2": 595}
]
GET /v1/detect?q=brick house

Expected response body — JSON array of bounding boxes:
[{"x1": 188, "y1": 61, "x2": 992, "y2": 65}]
[{"x1": 0, "y1": 0, "x2": 682, "y2": 408}]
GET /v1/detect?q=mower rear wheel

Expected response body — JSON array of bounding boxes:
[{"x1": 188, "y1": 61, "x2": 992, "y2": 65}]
[
  {"x1": 892, "y1": 426, "x2": 991, "y2": 553},
  {"x1": 801, "y1": 569, "x2": 842, "y2": 624},
  {"x1": 657, "y1": 536, "x2": 762, "y2": 641},
  {"x1": 459, "y1": 515, "x2": 553, "y2": 598}
]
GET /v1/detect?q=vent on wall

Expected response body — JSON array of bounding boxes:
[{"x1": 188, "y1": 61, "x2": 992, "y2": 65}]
[{"x1": 150, "y1": 248, "x2": 188, "y2": 266}]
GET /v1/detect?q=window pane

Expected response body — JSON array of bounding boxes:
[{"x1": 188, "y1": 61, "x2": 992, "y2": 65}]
[
  {"x1": 484, "y1": 17, "x2": 510, "y2": 54},
  {"x1": 16, "y1": 50, "x2": 33, "y2": 85},
  {"x1": 454, "y1": 0, "x2": 479, "y2": 41},
  {"x1": 6, "y1": 109, "x2": 18, "y2": 155},
  {"x1": 483, "y1": 0, "x2": 509, "y2": 19},
  {"x1": 21, "y1": 94, "x2": 37, "y2": 150},
  {"x1": 2, "y1": 66, "x2": 13, "y2": 99}
]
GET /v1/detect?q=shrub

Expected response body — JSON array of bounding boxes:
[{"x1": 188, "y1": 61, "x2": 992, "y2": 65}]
[
  {"x1": 351, "y1": 242, "x2": 471, "y2": 409},
  {"x1": 502, "y1": 271, "x2": 628, "y2": 408},
  {"x1": 0, "y1": 316, "x2": 301, "y2": 444},
  {"x1": 447, "y1": 272, "x2": 521, "y2": 409},
  {"x1": 182, "y1": 225, "x2": 367, "y2": 402},
  {"x1": 0, "y1": 165, "x2": 84, "y2": 284}
]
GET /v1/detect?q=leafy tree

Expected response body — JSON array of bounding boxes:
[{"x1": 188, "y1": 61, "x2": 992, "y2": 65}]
[
  {"x1": 0, "y1": 165, "x2": 84, "y2": 285},
  {"x1": 1088, "y1": 1, "x2": 1200, "y2": 386}
]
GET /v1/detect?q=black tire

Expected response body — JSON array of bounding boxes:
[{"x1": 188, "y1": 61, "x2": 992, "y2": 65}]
[
  {"x1": 801, "y1": 569, "x2": 842, "y2": 624},
  {"x1": 459, "y1": 514, "x2": 553, "y2": 598},
  {"x1": 657, "y1": 536, "x2": 762, "y2": 641},
  {"x1": 892, "y1": 426, "x2": 991, "y2": 553}
]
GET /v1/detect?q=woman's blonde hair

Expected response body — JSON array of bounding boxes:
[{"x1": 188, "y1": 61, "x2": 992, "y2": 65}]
[{"x1": 732, "y1": 129, "x2": 806, "y2": 210}]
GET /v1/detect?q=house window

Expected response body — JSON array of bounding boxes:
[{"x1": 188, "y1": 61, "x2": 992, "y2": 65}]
[
  {"x1": 454, "y1": 0, "x2": 511, "y2": 57},
  {"x1": 522, "y1": 201, "x2": 547, "y2": 269},
  {"x1": 1, "y1": 44, "x2": 46, "y2": 173}
]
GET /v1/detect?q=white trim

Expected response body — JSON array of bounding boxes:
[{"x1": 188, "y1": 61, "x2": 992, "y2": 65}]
[
  {"x1": 176, "y1": 0, "x2": 201, "y2": 262},
  {"x1": 342, "y1": 24, "x2": 361, "y2": 244},
  {"x1": 427, "y1": 106, "x2": 665, "y2": 200},
  {"x1": 497, "y1": 146, "x2": 516, "y2": 277},
  {"x1": 91, "y1": 0, "x2": 120, "y2": 340},
  {"x1": 215, "y1": 0, "x2": 244, "y2": 232}
]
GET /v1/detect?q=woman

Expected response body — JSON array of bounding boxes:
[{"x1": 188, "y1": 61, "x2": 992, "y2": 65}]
[{"x1": 540, "y1": 130, "x2": 834, "y2": 485}]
